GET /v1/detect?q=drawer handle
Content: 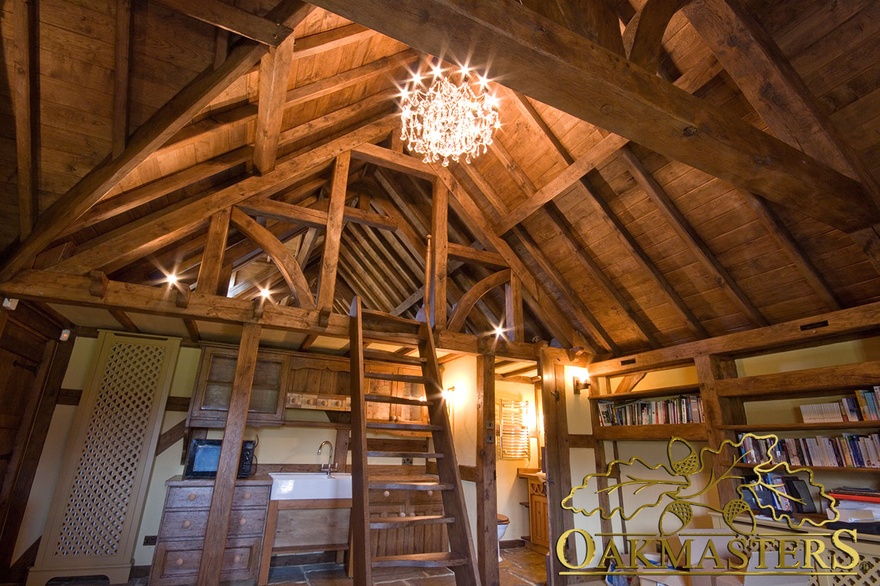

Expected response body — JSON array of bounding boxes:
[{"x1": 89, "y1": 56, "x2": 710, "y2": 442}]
[
  {"x1": 234, "y1": 555, "x2": 242, "y2": 563},
  {"x1": 187, "y1": 493, "x2": 197, "y2": 501},
  {"x1": 239, "y1": 517, "x2": 247, "y2": 526},
  {"x1": 243, "y1": 492, "x2": 252, "y2": 500},
  {"x1": 427, "y1": 490, "x2": 433, "y2": 497},
  {"x1": 383, "y1": 491, "x2": 390, "y2": 498},
  {"x1": 175, "y1": 558, "x2": 184, "y2": 566},
  {"x1": 182, "y1": 520, "x2": 191, "y2": 529}
]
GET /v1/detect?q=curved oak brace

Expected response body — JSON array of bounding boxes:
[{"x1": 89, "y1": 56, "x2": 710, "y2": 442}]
[
  {"x1": 623, "y1": 0, "x2": 687, "y2": 72},
  {"x1": 446, "y1": 269, "x2": 511, "y2": 333},
  {"x1": 230, "y1": 207, "x2": 316, "y2": 309}
]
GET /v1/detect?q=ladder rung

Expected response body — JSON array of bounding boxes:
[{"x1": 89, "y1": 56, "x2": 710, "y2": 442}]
[
  {"x1": 369, "y1": 481, "x2": 454, "y2": 491},
  {"x1": 367, "y1": 451, "x2": 443, "y2": 459},
  {"x1": 365, "y1": 372, "x2": 430, "y2": 385},
  {"x1": 372, "y1": 552, "x2": 469, "y2": 568},
  {"x1": 363, "y1": 349, "x2": 426, "y2": 366},
  {"x1": 369, "y1": 515, "x2": 454, "y2": 529},
  {"x1": 364, "y1": 393, "x2": 430, "y2": 407},
  {"x1": 367, "y1": 421, "x2": 441, "y2": 432}
]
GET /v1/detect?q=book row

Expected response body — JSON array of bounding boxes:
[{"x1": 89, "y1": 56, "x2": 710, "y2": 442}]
[
  {"x1": 737, "y1": 432, "x2": 880, "y2": 469},
  {"x1": 800, "y1": 388, "x2": 880, "y2": 423},
  {"x1": 596, "y1": 394, "x2": 703, "y2": 427}
]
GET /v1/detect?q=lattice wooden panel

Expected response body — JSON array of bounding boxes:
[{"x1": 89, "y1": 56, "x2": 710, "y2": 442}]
[
  {"x1": 54, "y1": 342, "x2": 167, "y2": 558},
  {"x1": 827, "y1": 551, "x2": 880, "y2": 586}
]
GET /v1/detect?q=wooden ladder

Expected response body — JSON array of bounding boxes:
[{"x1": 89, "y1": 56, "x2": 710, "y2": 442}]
[{"x1": 349, "y1": 297, "x2": 480, "y2": 585}]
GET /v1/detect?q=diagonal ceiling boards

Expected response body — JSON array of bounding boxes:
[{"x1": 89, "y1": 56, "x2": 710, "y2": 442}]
[{"x1": 306, "y1": 0, "x2": 879, "y2": 234}]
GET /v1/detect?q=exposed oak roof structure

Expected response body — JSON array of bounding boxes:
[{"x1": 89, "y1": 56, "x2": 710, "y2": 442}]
[{"x1": 1, "y1": 0, "x2": 880, "y2": 360}]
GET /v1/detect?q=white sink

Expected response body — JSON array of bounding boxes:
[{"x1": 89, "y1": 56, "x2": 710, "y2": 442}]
[{"x1": 269, "y1": 472, "x2": 353, "y2": 500}]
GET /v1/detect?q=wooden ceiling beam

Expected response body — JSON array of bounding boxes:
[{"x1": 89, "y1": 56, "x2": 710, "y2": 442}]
[
  {"x1": 507, "y1": 89, "x2": 710, "y2": 339},
  {"x1": 308, "y1": 0, "x2": 877, "y2": 233},
  {"x1": 155, "y1": 0, "x2": 296, "y2": 46},
  {"x1": 447, "y1": 270, "x2": 510, "y2": 334},
  {"x1": 316, "y1": 152, "x2": 351, "y2": 311},
  {"x1": 230, "y1": 207, "x2": 315, "y2": 309},
  {"x1": 618, "y1": 145, "x2": 768, "y2": 327},
  {"x1": 12, "y1": 0, "x2": 38, "y2": 240},
  {"x1": 342, "y1": 230, "x2": 409, "y2": 308},
  {"x1": 505, "y1": 276, "x2": 524, "y2": 343},
  {"x1": 352, "y1": 143, "x2": 436, "y2": 180},
  {"x1": 254, "y1": 34, "x2": 296, "y2": 174},
  {"x1": 519, "y1": 0, "x2": 624, "y2": 56},
  {"x1": 0, "y1": 0, "x2": 315, "y2": 281},
  {"x1": 112, "y1": 0, "x2": 133, "y2": 159},
  {"x1": 291, "y1": 23, "x2": 375, "y2": 59},
  {"x1": 447, "y1": 243, "x2": 506, "y2": 269},
  {"x1": 109, "y1": 309, "x2": 139, "y2": 333},
  {"x1": 195, "y1": 209, "x2": 231, "y2": 296},
  {"x1": 622, "y1": 0, "x2": 688, "y2": 72},
  {"x1": 52, "y1": 118, "x2": 395, "y2": 276}
]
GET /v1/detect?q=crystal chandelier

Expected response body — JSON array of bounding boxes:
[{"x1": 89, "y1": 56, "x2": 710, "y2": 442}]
[{"x1": 400, "y1": 68, "x2": 501, "y2": 166}]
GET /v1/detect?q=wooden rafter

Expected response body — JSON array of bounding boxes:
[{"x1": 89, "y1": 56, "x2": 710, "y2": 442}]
[
  {"x1": 112, "y1": 0, "x2": 133, "y2": 159},
  {"x1": 155, "y1": 0, "x2": 295, "y2": 46},
  {"x1": 196, "y1": 209, "x2": 231, "y2": 296},
  {"x1": 109, "y1": 309, "x2": 139, "y2": 333},
  {"x1": 520, "y1": 0, "x2": 624, "y2": 56},
  {"x1": 0, "y1": 0, "x2": 315, "y2": 281},
  {"x1": 623, "y1": 0, "x2": 687, "y2": 72},
  {"x1": 617, "y1": 145, "x2": 769, "y2": 327},
  {"x1": 447, "y1": 270, "x2": 510, "y2": 333},
  {"x1": 307, "y1": 0, "x2": 878, "y2": 233},
  {"x1": 230, "y1": 208, "x2": 315, "y2": 308},
  {"x1": 13, "y1": 0, "x2": 38, "y2": 240}
]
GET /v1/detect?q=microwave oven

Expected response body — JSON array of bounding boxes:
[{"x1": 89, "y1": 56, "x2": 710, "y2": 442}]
[{"x1": 183, "y1": 438, "x2": 256, "y2": 479}]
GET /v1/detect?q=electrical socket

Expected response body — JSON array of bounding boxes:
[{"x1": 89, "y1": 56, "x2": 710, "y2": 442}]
[
  {"x1": 143, "y1": 535, "x2": 157, "y2": 546},
  {"x1": 402, "y1": 457, "x2": 413, "y2": 465}
]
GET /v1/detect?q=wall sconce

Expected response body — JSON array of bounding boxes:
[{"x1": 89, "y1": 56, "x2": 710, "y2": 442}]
[{"x1": 573, "y1": 376, "x2": 590, "y2": 395}]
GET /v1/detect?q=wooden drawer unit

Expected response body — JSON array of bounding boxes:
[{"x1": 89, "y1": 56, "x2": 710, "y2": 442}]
[{"x1": 150, "y1": 476, "x2": 272, "y2": 585}]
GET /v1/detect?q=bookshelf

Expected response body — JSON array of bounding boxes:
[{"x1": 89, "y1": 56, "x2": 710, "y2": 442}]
[{"x1": 589, "y1": 384, "x2": 707, "y2": 442}]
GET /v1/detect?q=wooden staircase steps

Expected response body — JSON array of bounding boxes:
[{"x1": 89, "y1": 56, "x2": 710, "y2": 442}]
[
  {"x1": 349, "y1": 297, "x2": 480, "y2": 585},
  {"x1": 372, "y1": 552, "x2": 470, "y2": 568},
  {"x1": 369, "y1": 515, "x2": 455, "y2": 529}
]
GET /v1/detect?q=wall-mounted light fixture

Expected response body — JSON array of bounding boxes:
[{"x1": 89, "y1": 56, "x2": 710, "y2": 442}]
[
  {"x1": 2, "y1": 298, "x2": 19, "y2": 310},
  {"x1": 573, "y1": 376, "x2": 590, "y2": 395}
]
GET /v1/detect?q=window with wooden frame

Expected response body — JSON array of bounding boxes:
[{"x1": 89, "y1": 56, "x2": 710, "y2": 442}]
[{"x1": 499, "y1": 400, "x2": 530, "y2": 460}]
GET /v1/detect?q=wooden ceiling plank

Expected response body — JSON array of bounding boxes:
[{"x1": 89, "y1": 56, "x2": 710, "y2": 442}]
[
  {"x1": 505, "y1": 276, "x2": 524, "y2": 343},
  {"x1": 623, "y1": 0, "x2": 687, "y2": 72},
  {"x1": 307, "y1": 0, "x2": 876, "y2": 232},
  {"x1": 155, "y1": 0, "x2": 295, "y2": 46},
  {"x1": 495, "y1": 133, "x2": 629, "y2": 234},
  {"x1": 316, "y1": 152, "x2": 352, "y2": 311},
  {"x1": 61, "y1": 147, "x2": 252, "y2": 239},
  {"x1": 508, "y1": 88, "x2": 710, "y2": 339},
  {"x1": 447, "y1": 270, "x2": 510, "y2": 333},
  {"x1": 683, "y1": 0, "x2": 880, "y2": 196},
  {"x1": 447, "y1": 243, "x2": 507, "y2": 269},
  {"x1": 352, "y1": 224, "x2": 420, "y2": 293},
  {"x1": 230, "y1": 207, "x2": 315, "y2": 308},
  {"x1": 431, "y1": 181, "x2": 449, "y2": 331},
  {"x1": 254, "y1": 34, "x2": 297, "y2": 174},
  {"x1": 343, "y1": 229, "x2": 409, "y2": 306},
  {"x1": 488, "y1": 139, "x2": 660, "y2": 348},
  {"x1": 617, "y1": 145, "x2": 768, "y2": 327},
  {"x1": 738, "y1": 193, "x2": 842, "y2": 312},
  {"x1": 196, "y1": 209, "x2": 231, "y2": 296},
  {"x1": 0, "y1": 0, "x2": 315, "y2": 281},
  {"x1": 51, "y1": 117, "x2": 396, "y2": 276},
  {"x1": 292, "y1": 23, "x2": 375, "y2": 59},
  {"x1": 511, "y1": 226, "x2": 616, "y2": 355},
  {"x1": 12, "y1": 0, "x2": 38, "y2": 240},
  {"x1": 373, "y1": 171, "x2": 430, "y2": 236},
  {"x1": 278, "y1": 90, "x2": 396, "y2": 146},
  {"x1": 112, "y1": 0, "x2": 133, "y2": 159}
]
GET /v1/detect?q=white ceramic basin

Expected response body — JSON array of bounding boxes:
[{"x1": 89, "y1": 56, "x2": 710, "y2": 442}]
[{"x1": 269, "y1": 472, "x2": 353, "y2": 500}]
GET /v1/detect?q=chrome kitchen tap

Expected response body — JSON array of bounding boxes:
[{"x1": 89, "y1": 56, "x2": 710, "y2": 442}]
[{"x1": 318, "y1": 440, "x2": 337, "y2": 476}]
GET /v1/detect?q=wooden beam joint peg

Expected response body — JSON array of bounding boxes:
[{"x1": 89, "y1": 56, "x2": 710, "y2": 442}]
[
  {"x1": 89, "y1": 271, "x2": 109, "y2": 298},
  {"x1": 174, "y1": 284, "x2": 191, "y2": 308},
  {"x1": 252, "y1": 296, "x2": 266, "y2": 320}
]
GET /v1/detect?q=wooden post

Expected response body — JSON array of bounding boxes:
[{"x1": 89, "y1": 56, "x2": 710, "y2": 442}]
[
  {"x1": 431, "y1": 180, "x2": 448, "y2": 330},
  {"x1": 198, "y1": 323, "x2": 261, "y2": 585},
  {"x1": 316, "y1": 151, "x2": 350, "y2": 310},
  {"x1": 476, "y1": 353, "x2": 499, "y2": 585},
  {"x1": 504, "y1": 275, "x2": 523, "y2": 342},
  {"x1": 539, "y1": 348, "x2": 574, "y2": 586}
]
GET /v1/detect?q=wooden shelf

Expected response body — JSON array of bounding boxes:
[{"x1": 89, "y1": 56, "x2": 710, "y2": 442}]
[
  {"x1": 719, "y1": 421, "x2": 880, "y2": 432},
  {"x1": 729, "y1": 462, "x2": 880, "y2": 474},
  {"x1": 589, "y1": 384, "x2": 700, "y2": 401},
  {"x1": 594, "y1": 422, "x2": 707, "y2": 442},
  {"x1": 715, "y1": 360, "x2": 880, "y2": 399}
]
